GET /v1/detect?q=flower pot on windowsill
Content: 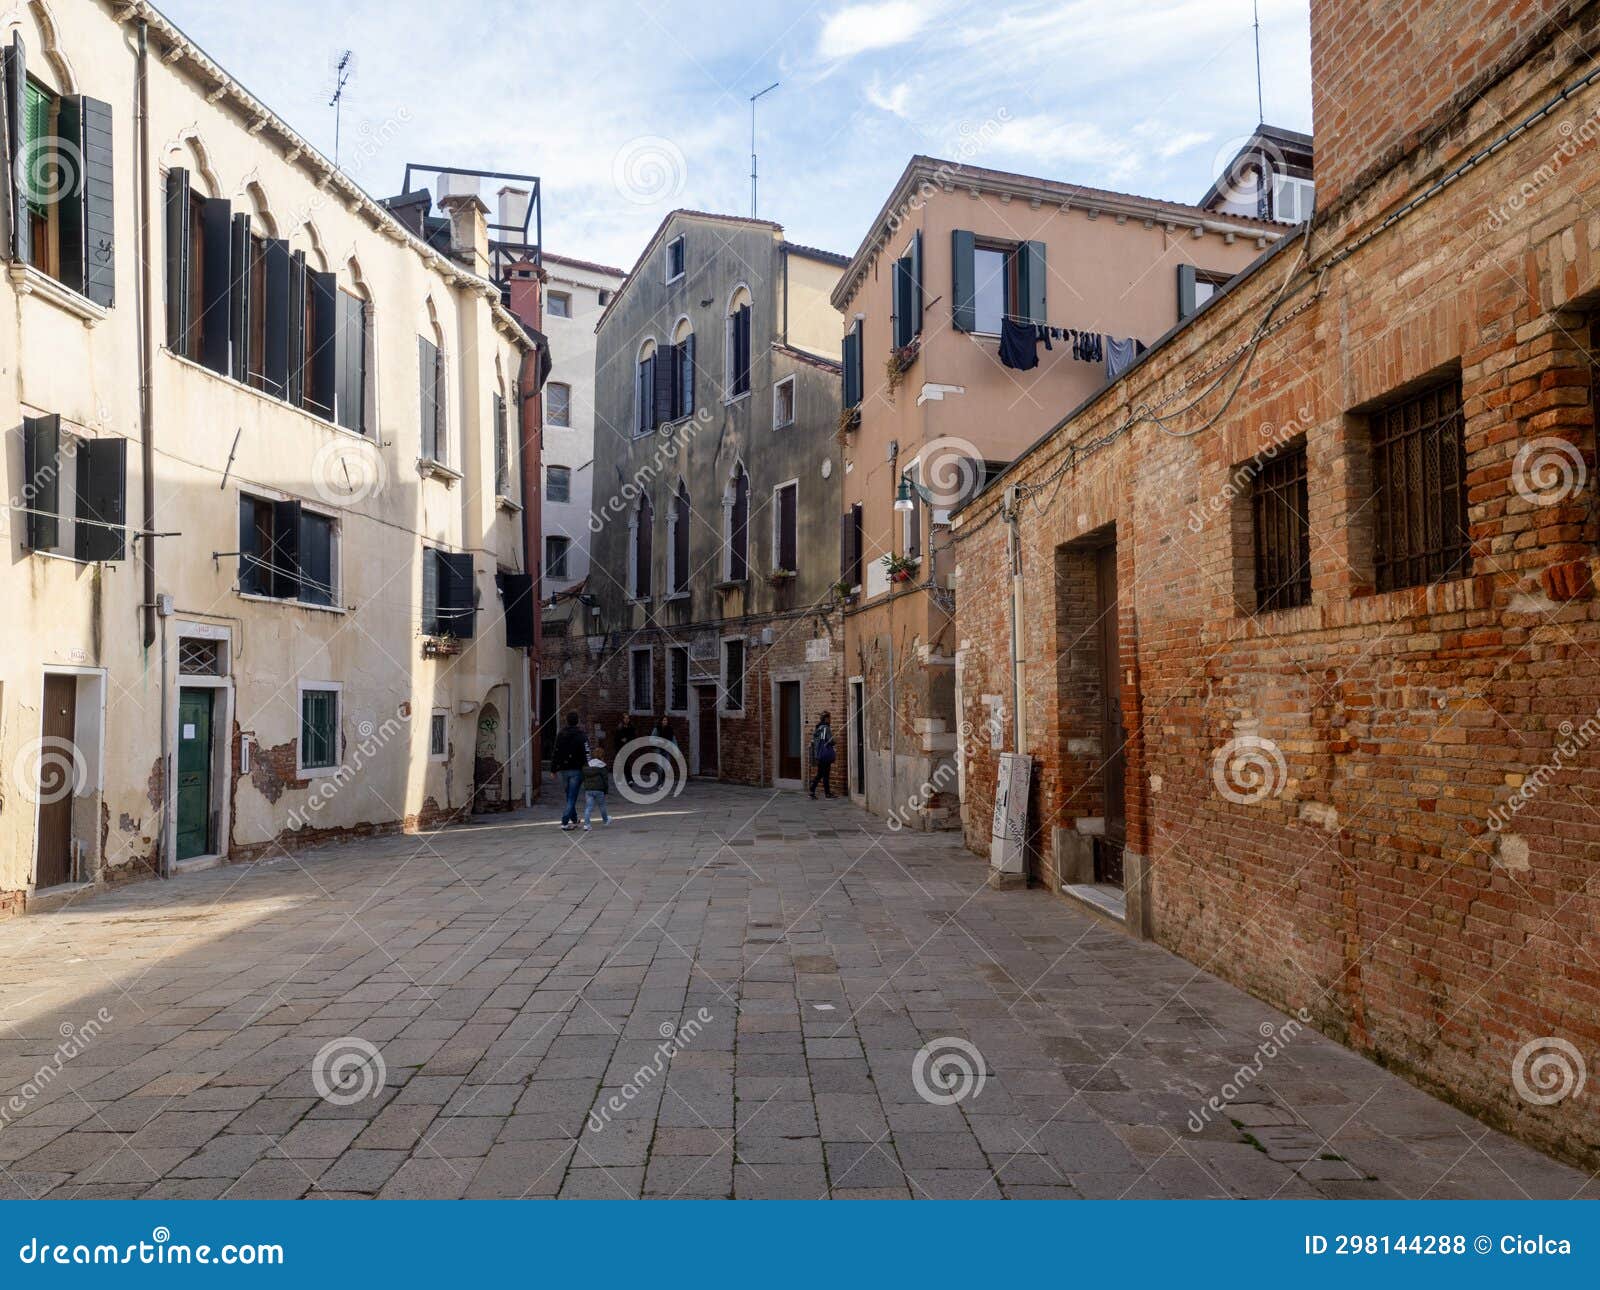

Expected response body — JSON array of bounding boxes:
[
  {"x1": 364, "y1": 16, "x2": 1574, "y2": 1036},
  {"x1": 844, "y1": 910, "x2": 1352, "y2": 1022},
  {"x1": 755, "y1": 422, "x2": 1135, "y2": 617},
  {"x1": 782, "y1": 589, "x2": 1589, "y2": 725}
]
[
  {"x1": 884, "y1": 340, "x2": 920, "y2": 399},
  {"x1": 767, "y1": 569, "x2": 797, "y2": 589},
  {"x1": 423, "y1": 635, "x2": 464, "y2": 657},
  {"x1": 882, "y1": 554, "x2": 920, "y2": 584},
  {"x1": 837, "y1": 405, "x2": 862, "y2": 436}
]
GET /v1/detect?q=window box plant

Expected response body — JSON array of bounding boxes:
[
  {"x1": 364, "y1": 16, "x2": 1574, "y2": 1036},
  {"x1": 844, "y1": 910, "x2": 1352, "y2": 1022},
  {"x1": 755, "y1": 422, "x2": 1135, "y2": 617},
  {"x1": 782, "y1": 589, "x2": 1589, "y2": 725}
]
[
  {"x1": 881, "y1": 553, "x2": 919, "y2": 584},
  {"x1": 423, "y1": 634, "x2": 464, "y2": 657},
  {"x1": 884, "y1": 339, "x2": 920, "y2": 398},
  {"x1": 767, "y1": 568, "x2": 797, "y2": 589}
]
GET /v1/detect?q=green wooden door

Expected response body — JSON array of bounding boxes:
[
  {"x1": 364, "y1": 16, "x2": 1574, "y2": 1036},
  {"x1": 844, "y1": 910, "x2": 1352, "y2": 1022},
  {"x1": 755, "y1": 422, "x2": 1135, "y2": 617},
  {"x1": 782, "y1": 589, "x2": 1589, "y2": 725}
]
[{"x1": 176, "y1": 688, "x2": 213, "y2": 860}]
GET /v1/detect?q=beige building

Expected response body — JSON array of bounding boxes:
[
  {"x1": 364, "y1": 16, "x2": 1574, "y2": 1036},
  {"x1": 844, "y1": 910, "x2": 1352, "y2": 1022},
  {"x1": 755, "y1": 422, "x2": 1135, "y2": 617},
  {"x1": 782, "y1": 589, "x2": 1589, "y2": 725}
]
[
  {"x1": 0, "y1": 0, "x2": 539, "y2": 910},
  {"x1": 832, "y1": 156, "x2": 1281, "y2": 829}
]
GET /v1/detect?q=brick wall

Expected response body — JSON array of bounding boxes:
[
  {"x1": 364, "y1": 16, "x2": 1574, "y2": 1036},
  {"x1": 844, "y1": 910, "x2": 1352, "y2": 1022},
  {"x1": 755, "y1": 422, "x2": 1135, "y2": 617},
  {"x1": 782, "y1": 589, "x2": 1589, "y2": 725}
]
[{"x1": 953, "y1": 2, "x2": 1600, "y2": 1168}]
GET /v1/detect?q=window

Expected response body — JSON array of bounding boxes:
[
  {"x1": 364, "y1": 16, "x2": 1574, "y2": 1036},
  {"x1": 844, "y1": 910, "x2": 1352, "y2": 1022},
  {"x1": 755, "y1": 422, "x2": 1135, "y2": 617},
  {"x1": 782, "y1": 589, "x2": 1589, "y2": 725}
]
[
  {"x1": 630, "y1": 647, "x2": 653, "y2": 714},
  {"x1": 723, "y1": 465, "x2": 749, "y2": 582},
  {"x1": 842, "y1": 319, "x2": 864, "y2": 411},
  {"x1": 334, "y1": 289, "x2": 368, "y2": 434},
  {"x1": 3, "y1": 49, "x2": 116, "y2": 306},
  {"x1": 1177, "y1": 265, "x2": 1233, "y2": 320},
  {"x1": 1271, "y1": 174, "x2": 1315, "y2": 224},
  {"x1": 668, "y1": 478, "x2": 691, "y2": 595},
  {"x1": 668, "y1": 646, "x2": 690, "y2": 714},
  {"x1": 773, "y1": 375, "x2": 796, "y2": 429},
  {"x1": 298, "y1": 685, "x2": 340, "y2": 774},
  {"x1": 546, "y1": 465, "x2": 571, "y2": 504},
  {"x1": 547, "y1": 382, "x2": 571, "y2": 428},
  {"x1": 636, "y1": 339, "x2": 659, "y2": 436},
  {"x1": 630, "y1": 493, "x2": 653, "y2": 599},
  {"x1": 722, "y1": 638, "x2": 746, "y2": 713},
  {"x1": 545, "y1": 535, "x2": 571, "y2": 579},
  {"x1": 841, "y1": 502, "x2": 863, "y2": 589},
  {"x1": 237, "y1": 493, "x2": 337, "y2": 606},
  {"x1": 1250, "y1": 441, "x2": 1311, "y2": 612},
  {"x1": 422, "y1": 547, "x2": 476, "y2": 637},
  {"x1": 429, "y1": 710, "x2": 448, "y2": 760},
  {"x1": 665, "y1": 234, "x2": 686, "y2": 282},
  {"x1": 726, "y1": 287, "x2": 752, "y2": 398},
  {"x1": 773, "y1": 481, "x2": 798, "y2": 574},
  {"x1": 21, "y1": 416, "x2": 127, "y2": 562},
  {"x1": 547, "y1": 291, "x2": 571, "y2": 318},
  {"x1": 178, "y1": 638, "x2": 222, "y2": 676},
  {"x1": 419, "y1": 334, "x2": 446, "y2": 461},
  {"x1": 1367, "y1": 378, "x2": 1470, "y2": 592},
  {"x1": 670, "y1": 319, "x2": 696, "y2": 421},
  {"x1": 598, "y1": 289, "x2": 613, "y2": 307},
  {"x1": 951, "y1": 231, "x2": 1045, "y2": 334},
  {"x1": 891, "y1": 231, "x2": 923, "y2": 348},
  {"x1": 494, "y1": 391, "x2": 512, "y2": 497}
]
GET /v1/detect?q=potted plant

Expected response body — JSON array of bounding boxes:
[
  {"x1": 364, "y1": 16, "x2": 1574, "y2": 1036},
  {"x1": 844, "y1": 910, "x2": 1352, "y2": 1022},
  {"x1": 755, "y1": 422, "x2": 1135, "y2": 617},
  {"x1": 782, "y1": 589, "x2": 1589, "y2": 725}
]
[
  {"x1": 884, "y1": 339, "x2": 919, "y2": 398},
  {"x1": 837, "y1": 405, "x2": 861, "y2": 435},
  {"x1": 423, "y1": 632, "x2": 463, "y2": 657},
  {"x1": 881, "y1": 553, "x2": 919, "y2": 584},
  {"x1": 833, "y1": 578, "x2": 859, "y2": 604}
]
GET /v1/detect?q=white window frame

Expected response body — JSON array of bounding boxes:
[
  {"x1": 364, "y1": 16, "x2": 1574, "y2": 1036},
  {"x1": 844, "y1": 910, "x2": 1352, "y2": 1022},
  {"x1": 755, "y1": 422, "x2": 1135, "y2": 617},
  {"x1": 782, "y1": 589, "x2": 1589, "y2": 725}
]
[
  {"x1": 545, "y1": 534, "x2": 571, "y2": 580},
  {"x1": 667, "y1": 644, "x2": 690, "y2": 715},
  {"x1": 428, "y1": 708, "x2": 449, "y2": 762},
  {"x1": 236, "y1": 488, "x2": 344, "y2": 613},
  {"x1": 546, "y1": 290, "x2": 572, "y2": 318},
  {"x1": 1272, "y1": 173, "x2": 1315, "y2": 223},
  {"x1": 664, "y1": 234, "x2": 686, "y2": 284},
  {"x1": 295, "y1": 680, "x2": 342, "y2": 777},
  {"x1": 771, "y1": 478, "x2": 799, "y2": 575},
  {"x1": 545, "y1": 464, "x2": 572, "y2": 504},
  {"x1": 772, "y1": 374, "x2": 796, "y2": 429},
  {"x1": 628, "y1": 644, "x2": 654, "y2": 716},
  {"x1": 720, "y1": 635, "x2": 747, "y2": 717},
  {"x1": 546, "y1": 381, "x2": 572, "y2": 428}
]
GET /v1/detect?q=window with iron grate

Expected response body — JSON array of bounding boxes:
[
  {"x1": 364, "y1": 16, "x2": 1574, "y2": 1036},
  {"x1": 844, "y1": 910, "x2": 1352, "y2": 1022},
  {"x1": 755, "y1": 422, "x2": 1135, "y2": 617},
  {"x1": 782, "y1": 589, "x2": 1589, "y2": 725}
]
[
  {"x1": 1251, "y1": 441, "x2": 1311, "y2": 612},
  {"x1": 1369, "y1": 378, "x2": 1470, "y2": 592}
]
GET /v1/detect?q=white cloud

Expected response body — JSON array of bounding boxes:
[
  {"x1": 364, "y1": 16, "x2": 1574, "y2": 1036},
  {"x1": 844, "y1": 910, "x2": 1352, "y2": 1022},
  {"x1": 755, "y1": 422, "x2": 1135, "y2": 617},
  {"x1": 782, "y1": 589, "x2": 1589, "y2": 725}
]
[
  {"x1": 818, "y1": 2, "x2": 929, "y2": 60},
  {"x1": 866, "y1": 77, "x2": 913, "y2": 118},
  {"x1": 988, "y1": 115, "x2": 1142, "y2": 184}
]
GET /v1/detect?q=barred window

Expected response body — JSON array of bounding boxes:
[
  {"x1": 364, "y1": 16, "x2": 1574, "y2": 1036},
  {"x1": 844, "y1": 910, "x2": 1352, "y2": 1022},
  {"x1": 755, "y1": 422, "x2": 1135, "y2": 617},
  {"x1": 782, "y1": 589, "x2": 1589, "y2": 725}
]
[
  {"x1": 1369, "y1": 379, "x2": 1469, "y2": 592},
  {"x1": 1251, "y1": 442, "x2": 1311, "y2": 611}
]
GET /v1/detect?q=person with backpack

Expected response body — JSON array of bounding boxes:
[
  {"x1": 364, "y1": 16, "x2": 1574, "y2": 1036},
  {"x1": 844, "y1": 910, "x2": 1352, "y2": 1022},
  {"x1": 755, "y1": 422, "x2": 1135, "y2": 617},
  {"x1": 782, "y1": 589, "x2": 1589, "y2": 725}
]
[
  {"x1": 551, "y1": 712, "x2": 589, "y2": 830},
  {"x1": 809, "y1": 711, "x2": 837, "y2": 799}
]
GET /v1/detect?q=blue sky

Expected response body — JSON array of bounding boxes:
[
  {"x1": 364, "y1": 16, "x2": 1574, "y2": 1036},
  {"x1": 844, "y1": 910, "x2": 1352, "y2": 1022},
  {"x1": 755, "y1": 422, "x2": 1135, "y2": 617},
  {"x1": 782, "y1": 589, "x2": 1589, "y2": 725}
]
[{"x1": 154, "y1": 0, "x2": 1312, "y2": 271}]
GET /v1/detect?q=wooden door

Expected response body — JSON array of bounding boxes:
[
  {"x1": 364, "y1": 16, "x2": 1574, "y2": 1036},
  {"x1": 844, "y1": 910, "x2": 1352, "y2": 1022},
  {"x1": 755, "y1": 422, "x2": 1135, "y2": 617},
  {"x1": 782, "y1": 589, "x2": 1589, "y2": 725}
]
[
  {"x1": 176, "y1": 688, "x2": 214, "y2": 861},
  {"x1": 777, "y1": 681, "x2": 802, "y2": 781},
  {"x1": 696, "y1": 686, "x2": 719, "y2": 775},
  {"x1": 34, "y1": 675, "x2": 76, "y2": 888},
  {"x1": 850, "y1": 681, "x2": 866, "y2": 796},
  {"x1": 1095, "y1": 544, "x2": 1126, "y2": 886}
]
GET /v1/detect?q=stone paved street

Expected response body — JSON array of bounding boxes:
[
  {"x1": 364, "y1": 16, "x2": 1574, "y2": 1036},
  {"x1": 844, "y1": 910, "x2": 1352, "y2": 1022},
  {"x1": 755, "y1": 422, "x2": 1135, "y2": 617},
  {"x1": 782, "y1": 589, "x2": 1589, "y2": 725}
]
[{"x1": 0, "y1": 784, "x2": 1588, "y2": 1200}]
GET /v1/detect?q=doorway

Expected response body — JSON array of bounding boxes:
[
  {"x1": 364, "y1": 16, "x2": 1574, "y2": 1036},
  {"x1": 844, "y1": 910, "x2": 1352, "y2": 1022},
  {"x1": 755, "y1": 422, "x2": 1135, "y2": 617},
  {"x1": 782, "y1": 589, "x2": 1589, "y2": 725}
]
[
  {"x1": 775, "y1": 679, "x2": 802, "y2": 786},
  {"x1": 693, "y1": 684, "x2": 719, "y2": 775},
  {"x1": 537, "y1": 677, "x2": 559, "y2": 768},
  {"x1": 176, "y1": 688, "x2": 215, "y2": 861},
  {"x1": 1094, "y1": 543, "x2": 1126, "y2": 887},
  {"x1": 34, "y1": 674, "x2": 78, "y2": 888},
  {"x1": 848, "y1": 678, "x2": 866, "y2": 799}
]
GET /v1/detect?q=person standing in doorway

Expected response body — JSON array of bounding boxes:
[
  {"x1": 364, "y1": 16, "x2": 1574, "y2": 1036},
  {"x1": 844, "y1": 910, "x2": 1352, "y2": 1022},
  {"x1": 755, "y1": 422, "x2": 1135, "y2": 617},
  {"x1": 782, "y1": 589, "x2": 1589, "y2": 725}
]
[
  {"x1": 809, "y1": 711, "x2": 836, "y2": 799},
  {"x1": 552, "y1": 712, "x2": 589, "y2": 830}
]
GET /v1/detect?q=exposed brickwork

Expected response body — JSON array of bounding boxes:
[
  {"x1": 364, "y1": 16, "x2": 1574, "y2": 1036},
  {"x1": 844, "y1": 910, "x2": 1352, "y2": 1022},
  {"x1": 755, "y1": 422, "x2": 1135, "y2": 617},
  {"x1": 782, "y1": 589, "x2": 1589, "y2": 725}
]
[{"x1": 953, "y1": 2, "x2": 1600, "y2": 1169}]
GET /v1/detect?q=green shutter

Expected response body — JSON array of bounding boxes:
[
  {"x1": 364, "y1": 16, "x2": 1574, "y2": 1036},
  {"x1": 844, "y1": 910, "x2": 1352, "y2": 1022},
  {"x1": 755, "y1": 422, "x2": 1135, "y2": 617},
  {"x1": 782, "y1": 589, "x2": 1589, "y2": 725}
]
[
  {"x1": 841, "y1": 328, "x2": 860, "y2": 407},
  {"x1": 1019, "y1": 240, "x2": 1047, "y2": 324},
  {"x1": 950, "y1": 230, "x2": 975, "y2": 332},
  {"x1": 892, "y1": 258, "x2": 913, "y2": 348},
  {"x1": 1177, "y1": 263, "x2": 1198, "y2": 320},
  {"x1": 22, "y1": 413, "x2": 59, "y2": 551},
  {"x1": 77, "y1": 96, "x2": 114, "y2": 306},
  {"x1": 74, "y1": 436, "x2": 125, "y2": 562},
  {"x1": 163, "y1": 168, "x2": 191, "y2": 351},
  {"x1": 3, "y1": 35, "x2": 28, "y2": 263}
]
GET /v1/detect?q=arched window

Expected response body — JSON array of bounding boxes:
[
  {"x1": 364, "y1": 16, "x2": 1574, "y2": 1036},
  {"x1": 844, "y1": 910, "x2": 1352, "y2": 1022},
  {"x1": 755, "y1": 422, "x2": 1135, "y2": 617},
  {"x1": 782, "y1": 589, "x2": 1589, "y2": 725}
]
[
  {"x1": 667, "y1": 477, "x2": 691, "y2": 595},
  {"x1": 629, "y1": 492, "x2": 654, "y2": 599},
  {"x1": 418, "y1": 303, "x2": 447, "y2": 462},
  {"x1": 671, "y1": 316, "x2": 696, "y2": 421},
  {"x1": 725, "y1": 285, "x2": 752, "y2": 399},
  {"x1": 722, "y1": 463, "x2": 749, "y2": 582},
  {"x1": 636, "y1": 337, "x2": 659, "y2": 436}
]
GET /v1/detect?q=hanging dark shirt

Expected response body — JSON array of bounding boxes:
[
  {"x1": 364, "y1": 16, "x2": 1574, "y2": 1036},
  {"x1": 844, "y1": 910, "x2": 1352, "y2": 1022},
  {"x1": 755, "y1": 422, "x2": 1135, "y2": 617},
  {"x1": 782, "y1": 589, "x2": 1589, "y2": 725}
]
[{"x1": 999, "y1": 317, "x2": 1039, "y2": 370}]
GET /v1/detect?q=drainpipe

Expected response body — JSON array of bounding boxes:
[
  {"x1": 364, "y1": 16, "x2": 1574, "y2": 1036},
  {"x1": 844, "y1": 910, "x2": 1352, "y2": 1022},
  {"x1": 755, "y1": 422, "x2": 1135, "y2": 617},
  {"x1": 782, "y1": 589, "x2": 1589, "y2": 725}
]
[
  {"x1": 509, "y1": 260, "x2": 544, "y2": 803},
  {"x1": 1004, "y1": 485, "x2": 1026, "y2": 752}
]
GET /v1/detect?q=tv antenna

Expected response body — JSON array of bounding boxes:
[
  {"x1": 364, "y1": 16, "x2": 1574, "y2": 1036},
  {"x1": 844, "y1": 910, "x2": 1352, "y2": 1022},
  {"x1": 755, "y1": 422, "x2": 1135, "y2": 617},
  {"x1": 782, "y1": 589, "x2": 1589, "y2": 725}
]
[
  {"x1": 749, "y1": 82, "x2": 779, "y2": 218},
  {"x1": 330, "y1": 50, "x2": 354, "y2": 168},
  {"x1": 1252, "y1": 2, "x2": 1264, "y2": 124}
]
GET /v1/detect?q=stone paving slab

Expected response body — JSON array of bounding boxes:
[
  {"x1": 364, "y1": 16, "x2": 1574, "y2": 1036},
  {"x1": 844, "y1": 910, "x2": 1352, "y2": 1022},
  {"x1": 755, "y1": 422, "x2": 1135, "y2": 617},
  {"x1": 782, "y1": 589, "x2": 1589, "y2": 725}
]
[{"x1": 0, "y1": 783, "x2": 1590, "y2": 1200}]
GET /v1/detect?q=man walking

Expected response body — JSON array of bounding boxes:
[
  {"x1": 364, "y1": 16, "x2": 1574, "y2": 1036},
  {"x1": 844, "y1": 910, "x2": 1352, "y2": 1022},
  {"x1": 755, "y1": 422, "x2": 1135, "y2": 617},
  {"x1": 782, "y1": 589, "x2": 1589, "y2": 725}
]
[
  {"x1": 552, "y1": 713, "x2": 589, "y2": 830},
  {"x1": 809, "y1": 711, "x2": 837, "y2": 799}
]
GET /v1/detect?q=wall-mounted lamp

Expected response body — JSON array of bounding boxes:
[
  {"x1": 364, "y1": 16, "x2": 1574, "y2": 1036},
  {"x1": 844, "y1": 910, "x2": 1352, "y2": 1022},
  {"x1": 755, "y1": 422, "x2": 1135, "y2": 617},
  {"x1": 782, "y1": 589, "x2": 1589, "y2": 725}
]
[{"x1": 895, "y1": 474, "x2": 936, "y2": 513}]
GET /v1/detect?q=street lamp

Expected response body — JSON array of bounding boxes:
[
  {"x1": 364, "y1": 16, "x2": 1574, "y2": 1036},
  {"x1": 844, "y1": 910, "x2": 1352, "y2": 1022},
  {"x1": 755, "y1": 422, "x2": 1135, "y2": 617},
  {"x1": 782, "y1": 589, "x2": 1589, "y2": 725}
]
[{"x1": 895, "y1": 474, "x2": 936, "y2": 512}]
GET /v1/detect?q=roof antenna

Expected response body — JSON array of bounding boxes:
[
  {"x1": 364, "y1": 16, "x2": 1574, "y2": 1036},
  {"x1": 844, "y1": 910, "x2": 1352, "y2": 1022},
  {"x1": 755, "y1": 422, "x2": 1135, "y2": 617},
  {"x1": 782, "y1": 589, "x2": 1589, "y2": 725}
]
[
  {"x1": 1253, "y1": 1, "x2": 1265, "y2": 125},
  {"x1": 330, "y1": 50, "x2": 354, "y2": 169},
  {"x1": 749, "y1": 82, "x2": 779, "y2": 218}
]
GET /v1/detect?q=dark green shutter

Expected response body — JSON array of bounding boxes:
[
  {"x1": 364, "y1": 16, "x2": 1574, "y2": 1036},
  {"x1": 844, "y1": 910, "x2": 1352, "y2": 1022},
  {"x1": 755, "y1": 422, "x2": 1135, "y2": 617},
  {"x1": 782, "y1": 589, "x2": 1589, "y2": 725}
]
[
  {"x1": 261, "y1": 238, "x2": 290, "y2": 397},
  {"x1": 338, "y1": 292, "x2": 366, "y2": 433},
  {"x1": 493, "y1": 393, "x2": 508, "y2": 495},
  {"x1": 910, "y1": 230, "x2": 924, "y2": 336},
  {"x1": 78, "y1": 96, "x2": 114, "y2": 306},
  {"x1": 3, "y1": 35, "x2": 28, "y2": 265},
  {"x1": 298, "y1": 510, "x2": 333, "y2": 606},
  {"x1": 418, "y1": 336, "x2": 439, "y2": 458},
  {"x1": 163, "y1": 169, "x2": 191, "y2": 351},
  {"x1": 1177, "y1": 263, "x2": 1198, "y2": 319},
  {"x1": 441, "y1": 552, "x2": 476, "y2": 638},
  {"x1": 653, "y1": 346, "x2": 675, "y2": 426},
  {"x1": 842, "y1": 326, "x2": 860, "y2": 406},
  {"x1": 286, "y1": 250, "x2": 306, "y2": 405},
  {"x1": 500, "y1": 572, "x2": 534, "y2": 648},
  {"x1": 228, "y1": 213, "x2": 250, "y2": 382},
  {"x1": 1019, "y1": 240, "x2": 1047, "y2": 324},
  {"x1": 892, "y1": 258, "x2": 913, "y2": 348},
  {"x1": 307, "y1": 270, "x2": 336, "y2": 419},
  {"x1": 74, "y1": 436, "x2": 125, "y2": 562},
  {"x1": 950, "y1": 230, "x2": 976, "y2": 332},
  {"x1": 681, "y1": 333, "x2": 696, "y2": 416},
  {"x1": 56, "y1": 95, "x2": 86, "y2": 295},
  {"x1": 238, "y1": 496, "x2": 262, "y2": 595},
  {"x1": 199, "y1": 196, "x2": 231, "y2": 374},
  {"x1": 421, "y1": 547, "x2": 441, "y2": 634},
  {"x1": 735, "y1": 305, "x2": 752, "y2": 394},
  {"x1": 22, "y1": 413, "x2": 59, "y2": 551},
  {"x1": 269, "y1": 497, "x2": 301, "y2": 599}
]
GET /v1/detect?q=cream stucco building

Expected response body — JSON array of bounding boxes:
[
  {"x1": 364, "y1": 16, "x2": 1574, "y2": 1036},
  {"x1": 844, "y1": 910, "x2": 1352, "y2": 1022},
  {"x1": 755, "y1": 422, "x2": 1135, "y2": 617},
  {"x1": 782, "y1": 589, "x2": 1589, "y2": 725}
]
[{"x1": 0, "y1": 0, "x2": 540, "y2": 910}]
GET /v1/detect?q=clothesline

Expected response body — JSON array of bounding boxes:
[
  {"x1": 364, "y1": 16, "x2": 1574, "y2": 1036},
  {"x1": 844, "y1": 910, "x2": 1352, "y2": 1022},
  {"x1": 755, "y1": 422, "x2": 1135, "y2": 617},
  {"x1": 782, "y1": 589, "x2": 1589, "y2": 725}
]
[{"x1": 996, "y1": 315, "x2": 1145, "y2": 378}]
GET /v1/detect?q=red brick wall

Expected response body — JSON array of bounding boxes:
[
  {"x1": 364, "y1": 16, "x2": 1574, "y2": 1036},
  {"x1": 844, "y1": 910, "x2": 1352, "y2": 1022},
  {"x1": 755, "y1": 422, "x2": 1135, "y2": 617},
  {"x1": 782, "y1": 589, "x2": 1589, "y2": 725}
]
[{"x1": 954, "y1": 8, "x2": 1600, "y2": 1168}]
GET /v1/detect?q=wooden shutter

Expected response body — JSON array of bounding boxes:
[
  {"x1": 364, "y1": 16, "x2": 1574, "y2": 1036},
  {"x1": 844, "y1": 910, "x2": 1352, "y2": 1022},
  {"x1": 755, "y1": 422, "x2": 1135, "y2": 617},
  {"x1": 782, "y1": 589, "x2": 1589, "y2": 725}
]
[
  {"x1": 298, "y1": 511, "x2": 334, "y2": 607},
  {"x1": 842, "y1": 326, "x2": 860, "y2": 407},
  {"x1": 842, "y1": 502, "x2": 862, "y2": 586},
  {"x1": 418, "y1": 336, "x2": 439, "y2": 458},
  {"x1": 680, "y1": 333, "x2": 696, "y2": 417},
  {"x1": 1177, "y1": 263, "x2": 1198, "y2": 320},
  {"x1": 910, "y1": 230, "x2": 924, "y2": 335},
  {"x1": 3, "y1": 35, "x2": 27, "y2": 265},
  {"x1": 440, "y1": 552, "x2": 476, "y2": 637},
  {"x1": 261, "y1": 238, "x2": 290, "y2": 397},
  {"x1": 163, "y1": 168, "x2": 192, "y2": 351},
  {"x1": 892, "y1": 258, "x2": 914, "y2": 348},
  {"x1": 636, "y1": 355, "x2": 652, "y2": 434},
  {"x1": 730, "y1": 472, "x2": 749, "y2": 580},
  {"x1": 421, "y1": 547, "x2": 441, "y2": 634},
  {"x1": 1018, "y1": 240, "x2": 1047, "y2": 324},
  {"x1": 269, "y1": 498, "x2": 301, "y2": 600},
  {"x1": 334, "y1": 291, "x2": 365, "y2": 433},
  {"x1": 286, "y1": 250, "x2": 306, "y2": 405},
  {"x1": 653, "y1": 347, "x2": 675, "y2": 427},
  {"x1": 199, "y1": 197, "x2": 232, "y2": 373},
  {"x1": 238, "y1": 496, "x2": 263, "y2": 595},
  {"x1": 734, "y1": 305, "x2": 752, "y2": 394},
  {"x1": 229, "y1": 213, "x2": 251, "y2": 382},
  {"x1": 493, "y1": 393, "x2": 508, "y2": 496},
  {"x1": 500, "y1": 572, "x2": 534, "y2": 648},
  {"x1": 22, "y1": 413, "x2": 59, "y2": 551},
  {"x1": 307, "y1": 270, "x2": 337, "y2": 419},
  {"x1": 674, "y1": 486, "x2": 690, "y2": 591},
  {"x1": 56, "y1": 95, "x2": 87, "y2": 295},
  {"x1": 77, "y1": 96, "x2": 114, "y2": 306},
  {"x1": 950, "y1": 229, "x2": 976, "y2": 332},
  {"x1": 73, "y1": 436, "x2": 125, "y2": 562},
  {"x1": 778, "y1": 484, "x2": 797, "y2": 571}
]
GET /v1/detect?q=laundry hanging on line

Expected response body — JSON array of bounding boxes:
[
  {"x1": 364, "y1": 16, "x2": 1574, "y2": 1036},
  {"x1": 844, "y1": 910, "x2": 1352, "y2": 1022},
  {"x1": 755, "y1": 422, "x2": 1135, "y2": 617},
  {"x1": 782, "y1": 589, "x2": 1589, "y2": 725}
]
[{"x1": 997, "y1": 315, "x2": 1136, "y2": 373}]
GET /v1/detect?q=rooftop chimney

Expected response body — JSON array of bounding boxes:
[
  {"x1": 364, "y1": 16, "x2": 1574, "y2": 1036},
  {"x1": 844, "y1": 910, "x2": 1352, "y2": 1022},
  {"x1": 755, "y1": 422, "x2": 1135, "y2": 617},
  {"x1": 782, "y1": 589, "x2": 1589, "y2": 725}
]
[
  {"x1": 438, "y1": 192, "x2": 491, "y2": 279},
  {"x1": 497, "y1": 185, "x2": 531, "y2": 241}
]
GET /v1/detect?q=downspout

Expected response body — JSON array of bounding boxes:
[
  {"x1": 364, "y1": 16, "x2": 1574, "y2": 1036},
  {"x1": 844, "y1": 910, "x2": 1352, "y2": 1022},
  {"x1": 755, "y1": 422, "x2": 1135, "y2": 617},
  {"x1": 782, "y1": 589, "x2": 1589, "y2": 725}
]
[
  {"x1": 517, "y1": 342, "x2": 543, "y2": 803},
  {"x1": 136, "y1": 19, "x2": 169, "y2": 875},
  {"x1": 1004, "y1": 486, "x2": 1026, "y2": 752}
]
